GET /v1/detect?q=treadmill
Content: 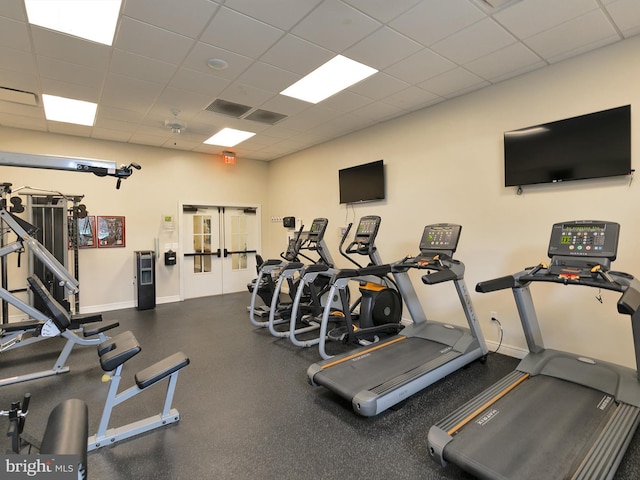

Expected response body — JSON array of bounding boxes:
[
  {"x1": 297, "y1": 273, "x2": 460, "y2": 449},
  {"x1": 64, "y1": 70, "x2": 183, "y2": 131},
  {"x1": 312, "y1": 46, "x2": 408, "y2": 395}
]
[
  {"x1": 307, "y1": 223, "x2": 488, "y2": 417},
  {"x1": 428, "y1": 220, "x2": 640, "y2": 480}
]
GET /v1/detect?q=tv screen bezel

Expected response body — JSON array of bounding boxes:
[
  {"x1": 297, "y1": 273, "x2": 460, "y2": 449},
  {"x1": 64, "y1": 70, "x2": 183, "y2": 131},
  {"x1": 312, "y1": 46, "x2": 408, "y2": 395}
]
[
  {"x1": 504, "y1": 105, "x2": 631, "y2": 187},
  {"x1": 338, "y1": 160, "x2": 385, "y2": 204}
]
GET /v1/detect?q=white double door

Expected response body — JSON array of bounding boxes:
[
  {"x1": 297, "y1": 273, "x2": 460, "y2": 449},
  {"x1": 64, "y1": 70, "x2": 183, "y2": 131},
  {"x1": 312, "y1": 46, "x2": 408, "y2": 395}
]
[{"x1": 181, "y1": 205, "x2": 259, "y2": 299}]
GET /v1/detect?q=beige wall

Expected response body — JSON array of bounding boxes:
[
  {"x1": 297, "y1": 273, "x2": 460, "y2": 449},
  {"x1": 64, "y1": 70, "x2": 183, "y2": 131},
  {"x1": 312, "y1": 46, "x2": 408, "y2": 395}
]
[
  {"x1": 0, "y1": 128, "x2": 269, "y2": 312},
  {"x1": 265, "y1": 35, "x2": 640, "y2": 369}
]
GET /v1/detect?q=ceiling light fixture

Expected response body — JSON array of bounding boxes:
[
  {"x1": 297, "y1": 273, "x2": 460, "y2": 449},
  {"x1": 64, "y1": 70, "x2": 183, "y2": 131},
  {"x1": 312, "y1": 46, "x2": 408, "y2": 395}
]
[
  {"x1": 204, "y1": 128, "x2": 255, "y2": 147},
  {"x1": 280, "y1": 55, "x2": 378, "y2": 104},
  {"x1": 42, "y1": 94, "x2": 97, "y2": 126},
  {"x1": 24, "y1": 0, "x2": 122, "y2": 46},
  {"x1": 207, "y1": 58, "x2": 229, "y2": 70}
]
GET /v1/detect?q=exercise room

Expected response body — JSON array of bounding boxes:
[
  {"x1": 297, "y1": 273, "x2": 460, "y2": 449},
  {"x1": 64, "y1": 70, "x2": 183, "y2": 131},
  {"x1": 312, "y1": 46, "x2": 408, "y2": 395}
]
[{"x1": 2, "y1": 1, "x2": 640, "y2": 479}]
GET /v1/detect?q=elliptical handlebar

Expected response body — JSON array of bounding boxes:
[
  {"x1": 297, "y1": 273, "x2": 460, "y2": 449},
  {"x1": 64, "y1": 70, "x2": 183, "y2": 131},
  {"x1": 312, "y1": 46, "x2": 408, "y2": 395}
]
[{"x1": 339, "y1": 223, "x2": 363, "y2": 268}]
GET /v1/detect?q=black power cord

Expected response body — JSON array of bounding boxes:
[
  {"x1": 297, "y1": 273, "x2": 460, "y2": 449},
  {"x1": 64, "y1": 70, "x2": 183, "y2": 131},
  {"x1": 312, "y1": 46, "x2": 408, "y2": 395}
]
[{"x1": 490, "y1": 316, "x2": 503, "y2": 354}]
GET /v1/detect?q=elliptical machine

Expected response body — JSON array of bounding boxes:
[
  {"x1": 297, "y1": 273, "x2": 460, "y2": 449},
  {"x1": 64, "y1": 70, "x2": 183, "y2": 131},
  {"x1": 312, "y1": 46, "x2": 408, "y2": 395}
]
[
  {"x1": 267, "y1": 218, "x2": 336, "y2": 338},
  {"x1": 248, "y1": 227, "x2": 305, "y2": 327},
  {"x1": 314, "y1": 215, "x2": 404, "y2": 359}
]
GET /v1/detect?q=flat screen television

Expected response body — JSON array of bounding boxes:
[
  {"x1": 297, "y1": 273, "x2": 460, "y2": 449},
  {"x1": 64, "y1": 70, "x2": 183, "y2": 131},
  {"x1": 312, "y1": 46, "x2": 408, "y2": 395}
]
[
  {"x1": 504, "y1": 105, "x2": 631, "y2": 187},
  {"x1": 339, "y1": 160, "x2": 385, "y2": 204}
]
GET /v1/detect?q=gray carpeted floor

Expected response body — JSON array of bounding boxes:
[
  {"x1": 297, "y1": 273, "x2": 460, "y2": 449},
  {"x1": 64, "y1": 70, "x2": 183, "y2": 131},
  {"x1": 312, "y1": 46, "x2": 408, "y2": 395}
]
[{"x1": 1, "y1": 292, "x2": 639, "y2": 479}]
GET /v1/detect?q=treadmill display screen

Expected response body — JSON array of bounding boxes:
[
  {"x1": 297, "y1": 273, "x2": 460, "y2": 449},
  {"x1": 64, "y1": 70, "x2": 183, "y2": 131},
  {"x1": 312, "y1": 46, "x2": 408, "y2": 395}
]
[
  {"x1": 548, "y1": 221, "x2": 619, "y2": 260},
  {"x1": 419, "y1": 224, "x2": 462, "y2": 252}
]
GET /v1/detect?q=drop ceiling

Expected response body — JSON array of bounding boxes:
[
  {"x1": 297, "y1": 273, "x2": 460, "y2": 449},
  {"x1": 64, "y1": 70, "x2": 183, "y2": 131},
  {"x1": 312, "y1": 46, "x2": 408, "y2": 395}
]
[{"x1": 0, "y1": 0, "x2": 639, "y2": 161}]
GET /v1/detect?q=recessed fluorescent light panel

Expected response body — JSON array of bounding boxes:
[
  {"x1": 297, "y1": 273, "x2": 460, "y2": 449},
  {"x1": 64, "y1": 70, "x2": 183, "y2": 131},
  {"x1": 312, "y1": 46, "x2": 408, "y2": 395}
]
[
  {"x1": 280, "y1": 55, "x2": 378, "y2": 104},
  {"x1": 42, "y1": 94, "x2": 98, "y2": 126},
  {"x1": 24, "y1": 0, "x2": 122, "y2": 46},
  {"x1": 204, "y1": 128, "x2": 256, "y2": 147}
]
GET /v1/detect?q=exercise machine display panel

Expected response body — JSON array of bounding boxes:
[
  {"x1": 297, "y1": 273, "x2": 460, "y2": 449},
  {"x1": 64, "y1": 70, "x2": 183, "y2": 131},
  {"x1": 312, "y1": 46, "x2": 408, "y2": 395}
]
[
  {"x1": 548, "y1": 221, "x2": 619, "y2": 260},
  {"x1": 354, "y1": 215, "x2": 381, "y2": 246},
  {"x1": 307, "y1": 218, "x2": 328, "y2": 241},
  {"x1": 418, "y1": 224, "x2": 462, "y2": 253}
]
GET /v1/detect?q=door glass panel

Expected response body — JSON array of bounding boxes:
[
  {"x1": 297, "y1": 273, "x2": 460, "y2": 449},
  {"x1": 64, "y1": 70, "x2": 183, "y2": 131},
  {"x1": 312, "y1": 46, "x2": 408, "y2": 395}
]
[
  {"x1": 230, "y1": 214, "x2": 247, "y2": 270},
  {"x1": 192, "y1": 214, "x2": 213, "y2": 273}
]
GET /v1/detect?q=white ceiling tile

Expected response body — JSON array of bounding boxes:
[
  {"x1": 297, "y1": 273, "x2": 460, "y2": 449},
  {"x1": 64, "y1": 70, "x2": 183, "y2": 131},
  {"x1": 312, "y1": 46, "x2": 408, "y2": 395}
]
[
  {"x1": 0, "y1": 16, "x2": 30, "y2": 51},
  {"x1": 344, "y1": 27, "x2": 423, "y2": 70},
  {"x1": 39, "y1": 77, "x2": 102, "y2": 102},
  {"x1": 123, "y1": 0, "x2": 218, "y2": 38},
  {"x1": 94, "y1": 116, "x2": 139, "y2": 133},
  {"x1": 0, "y1": 0, "x2": 27, "y2": 21},
  {"x1": 101, "y1": 73, "x2": 165, "y2": 110},
  {"x1": 97, "y1": 105, "x2": 146, "y2": 124},
  {"x1": 128, "y1": 132, "x2": 167, "y2": 147},
  {"x1": 110, "y1": 49, "x2": 178, "y2": 85},
  {"x1": 152, "y1": 87, "x2": 214, "y2": 118},
  {"x1": 380, "y1": 86, "x2": 442, "y2": 111},
  {"x1": 236, "y1": 62, "x2": 300, "y2": 93},
  {"x1": 494, "y1": 0, "x2": 598, "y2": 39},
  {"x1": 383, "y1": 49, "x2": 456, "y2": 84},
  {"x1": 182, "y1": 43, "x2": 254, "y2": 81},
  {"x1": 115, "y1": 17, "x2": 195, "y2": 65},
  {"x1": 0, "y1": 46, "x2": 36, "y2": 76},
  {"x1": 0, "y1": 101, "x2": 43, "y2": 119},
  {"x1": 349, "y1": 72, "x2": 409, "y2": 100},
  {"x1": 606, "y1": 0, "x2": 640, "y2": 37},
  {"x1": 0, "y1": 111, "x2": 47, "y2": 130},
  {"x1": 351, "y1": 100, "x2": 405, "y2": 123},
  {"x1": 342, "y1": 0, "x2": 422, "y2": 23},
  {"x1": 418, "y1": 67, "x2": 488, "y2": 98},
  {"x1": 260, "y1": 35, "x2": 334, "y2": 75},
  {"x1": 31, "y1": 27, "x2": 111, "y2": 69},
  {"x1": 291, "y1": 0, "x2": 381, "y2": 52},
  {"x1": 276, "y1": 105, "x2": 337, "y2": 131},
  {"x1": 524, "y1": 9, "x2": 620, "y2": 62},
  {"x1": 168, "y1": 68, "x2": 228, "y2": 98},
  {"x1": 47, "y1": 122, "x2": 92, "y2": 137},
  {"x1": 389, "y1": 0, "x2": 485, "y2": 46},
  {"x1": 223, "y1": 0, "x2": 321, "y2": 30},
  {"x1": 431, "y1": 18, "x2": 517, "y2": 64},
  {"x1": 320, "y1": 90, "x2": 375, "y2": 113},
  {"x1": 218, "y1": 83, "x2": 275, "y2": 108},
  {"x1": 37, "y1": 55, "x2": 106, "y2": 90},
  {"x1": 465, "y1": 42, "x2": 545, "y2": 82},
  {"x1": 91, "y1": 127, "x2": 133, "y2": 142},
  {"x1": 0, "y1": 66, "x2": 38, "y2": 93},
  {"x1": 257, "y1": 95, "x2": 311, "y2": 116},
  {"x1": 200, "y1": 7, "x2": 284, "y2": 58}
]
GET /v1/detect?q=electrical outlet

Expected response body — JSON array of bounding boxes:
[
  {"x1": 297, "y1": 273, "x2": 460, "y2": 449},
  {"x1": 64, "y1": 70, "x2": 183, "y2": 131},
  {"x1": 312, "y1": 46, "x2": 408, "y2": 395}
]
[{"x1": 490, "y1": 311, "x2": 498, "y2": 321}]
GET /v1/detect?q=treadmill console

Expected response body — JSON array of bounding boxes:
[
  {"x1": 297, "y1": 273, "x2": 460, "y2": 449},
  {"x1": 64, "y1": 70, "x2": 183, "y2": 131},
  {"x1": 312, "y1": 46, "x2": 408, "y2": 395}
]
[
  {"x1": 419, "y1": 224, "x2": 462, "y2": 254},
  {"x1": 548, "y1": 221, "x2": 619, "y2": 260}
]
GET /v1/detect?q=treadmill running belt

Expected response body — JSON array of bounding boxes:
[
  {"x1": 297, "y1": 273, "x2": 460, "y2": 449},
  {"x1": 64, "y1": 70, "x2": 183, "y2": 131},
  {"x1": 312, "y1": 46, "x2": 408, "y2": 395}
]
[
  {"x1": 314, "y1": 337, "x2": 451, "y2": 399},
  {"x1": 444, "y1": 375, "x2": 616, "y2": 480}
]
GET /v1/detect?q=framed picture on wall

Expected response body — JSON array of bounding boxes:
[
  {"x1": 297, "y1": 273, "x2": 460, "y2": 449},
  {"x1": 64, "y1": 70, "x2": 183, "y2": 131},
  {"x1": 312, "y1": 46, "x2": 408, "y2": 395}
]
[
  {"x1": 68, "y1": 215, "x2": 97, "y2": 249},
  {"x1": 97, "y1": 216, "x2": 126, "y2": 248}
]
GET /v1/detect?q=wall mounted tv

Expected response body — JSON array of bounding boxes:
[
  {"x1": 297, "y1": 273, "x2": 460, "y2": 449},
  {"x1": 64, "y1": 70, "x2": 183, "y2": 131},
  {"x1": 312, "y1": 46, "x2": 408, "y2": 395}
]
[
  {"x1": 504, "y1": 105, "x2": 631, "y2": 187},
  {"x1": 339, "y1": 160, "x2": 385, "y2": 204}
]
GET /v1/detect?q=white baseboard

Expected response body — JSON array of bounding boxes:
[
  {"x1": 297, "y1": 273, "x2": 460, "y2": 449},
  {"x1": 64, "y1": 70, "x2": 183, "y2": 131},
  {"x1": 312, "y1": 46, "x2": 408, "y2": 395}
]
[{"x1": 79, "y1": 295, "x2": 181, "y2": 314}]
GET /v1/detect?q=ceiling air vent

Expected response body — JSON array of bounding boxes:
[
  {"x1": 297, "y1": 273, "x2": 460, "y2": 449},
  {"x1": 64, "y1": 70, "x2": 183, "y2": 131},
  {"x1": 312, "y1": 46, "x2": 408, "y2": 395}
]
[
  {"x1": 244, "y1": 109, "x2": 287, "y2": 125},
  {"x1": 205, "y1": 99, "x2": 252, "y2": 118}
]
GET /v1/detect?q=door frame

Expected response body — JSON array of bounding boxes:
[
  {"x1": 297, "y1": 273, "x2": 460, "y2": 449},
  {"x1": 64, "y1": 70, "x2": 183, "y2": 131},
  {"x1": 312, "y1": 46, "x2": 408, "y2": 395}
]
[{"x1": 178, "y1": 201, "x2": 261, "y2": 301}]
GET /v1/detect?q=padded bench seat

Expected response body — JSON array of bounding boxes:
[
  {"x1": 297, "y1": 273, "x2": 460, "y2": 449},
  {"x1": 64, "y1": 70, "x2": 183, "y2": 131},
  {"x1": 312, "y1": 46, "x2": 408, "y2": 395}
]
[{"x1": 135, "y1": 352, "x2": 190, "y2": 389}]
